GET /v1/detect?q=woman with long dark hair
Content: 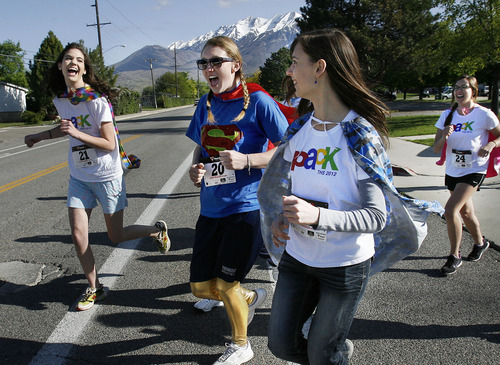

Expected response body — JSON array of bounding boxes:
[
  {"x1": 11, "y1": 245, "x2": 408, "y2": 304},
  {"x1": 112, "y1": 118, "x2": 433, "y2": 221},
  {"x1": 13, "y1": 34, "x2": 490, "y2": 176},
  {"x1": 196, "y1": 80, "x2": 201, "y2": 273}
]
[
  {"x1": 259, "y1": 29, "x2": 443, "y2": 364},
  {"x1": 25, "y1": 43, "x2": 170, "y2": 311}
]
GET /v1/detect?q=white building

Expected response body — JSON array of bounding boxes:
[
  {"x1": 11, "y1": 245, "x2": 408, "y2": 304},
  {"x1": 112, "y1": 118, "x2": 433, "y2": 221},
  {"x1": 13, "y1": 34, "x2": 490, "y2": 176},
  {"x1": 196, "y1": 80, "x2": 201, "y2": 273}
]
[{"x1": 0, "y1": 81, "x2": 29, "y2": 122}]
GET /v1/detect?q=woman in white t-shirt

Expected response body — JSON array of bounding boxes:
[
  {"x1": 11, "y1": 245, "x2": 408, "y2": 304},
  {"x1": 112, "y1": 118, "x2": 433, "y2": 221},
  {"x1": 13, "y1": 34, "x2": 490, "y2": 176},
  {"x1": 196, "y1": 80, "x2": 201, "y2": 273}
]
[
  {"x1": 24, "y1": 43, "x2": 170, "y2": 311},
  {"x1": 264, "y1": 29, "x2": 389, "y2": 364},
  {"x1": 433, "y1": 75, "x2": 500, "y2": 275}
]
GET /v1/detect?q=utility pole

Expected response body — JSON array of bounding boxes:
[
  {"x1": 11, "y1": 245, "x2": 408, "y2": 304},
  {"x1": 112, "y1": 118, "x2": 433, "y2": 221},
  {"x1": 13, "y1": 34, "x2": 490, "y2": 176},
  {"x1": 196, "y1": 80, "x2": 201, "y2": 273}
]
[
  {"x1": 145, "y1": 58, "x2": 158, "y2": 108},
  {"x1": 87, "y1": 0, "x2": 111, "y2": 57},
  {"x1": 174, "y1": 45, "x2": 178, "y2": 98}
]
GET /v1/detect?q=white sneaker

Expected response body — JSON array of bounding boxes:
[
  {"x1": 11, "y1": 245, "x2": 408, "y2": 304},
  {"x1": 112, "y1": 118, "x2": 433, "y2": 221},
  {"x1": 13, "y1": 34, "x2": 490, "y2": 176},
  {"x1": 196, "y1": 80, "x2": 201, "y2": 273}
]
[
  {"x1": 344, "y1": 338, "x2": 354, "y2": 359},
  {"x1": 247, "y1": 288, "x2": 267, "y2": 325},
  {"x1": 213, "y1": 342, "x2": 254, "y2": 364},
  {"x1": 194, "y1": 299, "x2": 224, "y2": 312}
]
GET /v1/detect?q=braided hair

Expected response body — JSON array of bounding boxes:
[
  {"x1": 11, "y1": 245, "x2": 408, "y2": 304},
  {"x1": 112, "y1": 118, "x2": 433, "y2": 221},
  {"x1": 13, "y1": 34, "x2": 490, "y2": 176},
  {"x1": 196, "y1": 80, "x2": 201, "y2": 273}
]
[{"x1": 203, "y1": 36, "x2": 250, "y2": 124}]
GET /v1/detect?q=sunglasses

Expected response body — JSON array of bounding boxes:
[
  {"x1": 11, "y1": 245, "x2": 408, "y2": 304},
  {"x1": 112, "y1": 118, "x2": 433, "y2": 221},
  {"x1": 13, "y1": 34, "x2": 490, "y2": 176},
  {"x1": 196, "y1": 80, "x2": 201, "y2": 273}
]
[{"x1": 196, "y1": 57, "x2": 233, "y2": 70}]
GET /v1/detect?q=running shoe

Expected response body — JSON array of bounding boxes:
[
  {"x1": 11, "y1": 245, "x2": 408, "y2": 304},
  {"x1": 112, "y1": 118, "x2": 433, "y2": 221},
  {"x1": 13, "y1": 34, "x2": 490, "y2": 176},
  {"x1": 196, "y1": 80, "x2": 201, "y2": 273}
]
[
  {"x1": 76, "y1": 286, "x2": 108, "y2": 311},
  {"x1": 247, "y1": 288, "x2": 267, "y2": 325},
  {"x1": 194, "y1": 299, "x2": 224, "y2": 312},
  {"x1": 154, "y1": 220, "x2": 170, "y2": 254},
  {"x1": 213, "y1": 342, "x2": 254, "y2": 364},
  {"x1": 441, "y1": 255, "x2": 462, "y2": 275},
  {"x1": 467, "y1": 238, "x2": 490, "y2": 262},
  {"x1": 344, "y1": 339, "x2": 354, "y2": 359}
]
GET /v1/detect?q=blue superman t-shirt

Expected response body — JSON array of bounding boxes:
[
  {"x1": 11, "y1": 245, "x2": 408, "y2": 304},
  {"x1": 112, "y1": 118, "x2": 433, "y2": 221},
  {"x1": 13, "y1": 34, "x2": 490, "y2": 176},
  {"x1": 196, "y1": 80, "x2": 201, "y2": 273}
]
[{"x1": 186, "y1": 89, "x2": 288, "y2": 218}]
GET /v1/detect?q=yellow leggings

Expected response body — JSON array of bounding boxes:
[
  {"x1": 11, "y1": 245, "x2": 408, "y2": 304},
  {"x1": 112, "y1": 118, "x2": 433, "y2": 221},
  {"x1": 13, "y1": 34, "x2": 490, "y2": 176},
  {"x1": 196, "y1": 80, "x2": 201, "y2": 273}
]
[{"x1": 191, "y1": 278, "x2": 256, "y2": 346}]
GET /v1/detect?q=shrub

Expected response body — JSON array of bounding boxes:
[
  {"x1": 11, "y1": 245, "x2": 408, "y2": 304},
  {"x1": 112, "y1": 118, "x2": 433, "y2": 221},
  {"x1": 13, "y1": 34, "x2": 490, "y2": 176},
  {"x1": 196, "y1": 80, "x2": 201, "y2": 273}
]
[
  {"x1": 22, "y1": 111, "x2": 44, "y2": 125},
  {"x1": 112, "y1": 88, "x2": 141, "y2": 116}
]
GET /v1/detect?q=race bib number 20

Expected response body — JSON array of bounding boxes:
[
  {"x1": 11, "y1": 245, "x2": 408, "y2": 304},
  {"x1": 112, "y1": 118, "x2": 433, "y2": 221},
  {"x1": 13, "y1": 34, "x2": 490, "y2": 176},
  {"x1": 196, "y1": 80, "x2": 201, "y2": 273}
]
[{"x1": 204, "y1": 160, "x2": 236, "y2": 187}]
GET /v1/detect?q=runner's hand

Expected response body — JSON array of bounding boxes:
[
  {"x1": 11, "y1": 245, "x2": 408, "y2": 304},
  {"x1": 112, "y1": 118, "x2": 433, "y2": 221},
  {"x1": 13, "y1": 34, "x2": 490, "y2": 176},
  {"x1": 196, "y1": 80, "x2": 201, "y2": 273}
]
[
  {"x1": 219, "y1": 150, "x2": 246, "y2": 170},
  {"x1": 190, "y1": 163, "x2": 205, "y2": 187}
]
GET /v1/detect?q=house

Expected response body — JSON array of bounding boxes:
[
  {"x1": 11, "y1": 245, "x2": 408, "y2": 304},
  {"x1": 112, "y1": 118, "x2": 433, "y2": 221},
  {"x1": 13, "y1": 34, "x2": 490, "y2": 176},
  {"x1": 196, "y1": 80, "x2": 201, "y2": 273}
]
[{"x1": 0, "y1": 81, "x2": 29, "y2": 122}]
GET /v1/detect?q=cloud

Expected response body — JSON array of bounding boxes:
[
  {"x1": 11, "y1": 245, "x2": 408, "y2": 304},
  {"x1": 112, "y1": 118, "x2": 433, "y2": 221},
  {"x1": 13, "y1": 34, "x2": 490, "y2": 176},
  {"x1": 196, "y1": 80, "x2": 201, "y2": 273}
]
[
  {"x1": 217, "y1": 0, "x2": 253, "y2": 8},
  {"x1": 155, "y1": 0, "x2": 171, "y2": 10}
]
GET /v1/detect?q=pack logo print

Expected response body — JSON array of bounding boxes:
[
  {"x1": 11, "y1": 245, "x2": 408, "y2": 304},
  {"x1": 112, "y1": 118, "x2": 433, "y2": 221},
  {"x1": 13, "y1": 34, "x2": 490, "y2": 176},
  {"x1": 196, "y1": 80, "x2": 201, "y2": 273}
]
[{"x1": 291, "y1": 146, "x2": 341, "y2": 172}]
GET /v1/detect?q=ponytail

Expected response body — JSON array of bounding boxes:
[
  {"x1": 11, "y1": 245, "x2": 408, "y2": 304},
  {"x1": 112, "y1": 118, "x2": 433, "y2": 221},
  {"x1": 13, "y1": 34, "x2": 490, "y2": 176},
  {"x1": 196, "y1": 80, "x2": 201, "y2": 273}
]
[{"x1": 444, "y1": 103, "x2": 458, "y2": 127}]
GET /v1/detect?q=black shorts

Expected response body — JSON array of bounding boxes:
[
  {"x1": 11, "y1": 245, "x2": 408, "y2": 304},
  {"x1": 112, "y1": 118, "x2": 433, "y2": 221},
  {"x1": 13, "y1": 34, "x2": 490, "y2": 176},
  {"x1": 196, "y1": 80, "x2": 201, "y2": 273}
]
[
  {"x1": 190, "y1": 210, "x2": 263, "y2": 283},
  {"x1": 445, "y1": 173, "x2": 486, "y2": 192}
]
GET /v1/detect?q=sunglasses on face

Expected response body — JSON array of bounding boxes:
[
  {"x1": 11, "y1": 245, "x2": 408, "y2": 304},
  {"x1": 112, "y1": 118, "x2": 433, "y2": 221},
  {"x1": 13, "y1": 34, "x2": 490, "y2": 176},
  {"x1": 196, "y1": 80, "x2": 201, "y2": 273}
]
[{"x1": 196, "y1": 57, "x2": 233, "y2": 70}]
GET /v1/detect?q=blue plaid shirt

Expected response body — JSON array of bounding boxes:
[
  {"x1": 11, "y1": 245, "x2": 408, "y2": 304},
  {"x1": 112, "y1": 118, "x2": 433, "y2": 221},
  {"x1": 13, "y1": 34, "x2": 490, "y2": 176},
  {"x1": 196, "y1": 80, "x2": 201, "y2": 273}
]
[{"x1": 257, "y1": 113, "x2": 444, "y2": 274}]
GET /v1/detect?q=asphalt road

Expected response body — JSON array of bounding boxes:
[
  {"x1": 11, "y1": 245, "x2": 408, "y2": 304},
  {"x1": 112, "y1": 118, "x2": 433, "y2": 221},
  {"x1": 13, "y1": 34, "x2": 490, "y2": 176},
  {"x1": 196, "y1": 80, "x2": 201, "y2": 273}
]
[{"x1": 0, "y1": 105, "x2": 498, "y2": 364}]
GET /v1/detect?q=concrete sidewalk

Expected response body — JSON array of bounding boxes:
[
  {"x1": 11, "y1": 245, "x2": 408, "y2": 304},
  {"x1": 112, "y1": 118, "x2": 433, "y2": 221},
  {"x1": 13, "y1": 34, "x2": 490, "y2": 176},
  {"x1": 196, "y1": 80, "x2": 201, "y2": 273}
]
[{"x1": 388, "y1": 135, "x2": 500, "y2": 246}]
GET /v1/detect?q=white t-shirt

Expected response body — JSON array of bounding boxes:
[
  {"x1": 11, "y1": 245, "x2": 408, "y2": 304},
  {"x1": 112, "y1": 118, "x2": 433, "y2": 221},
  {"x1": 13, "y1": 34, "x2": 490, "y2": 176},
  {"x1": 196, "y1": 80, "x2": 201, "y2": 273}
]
[
  {"x1": 283, "y1": 111, "x2": 375, "y2": 268},
  {"x1": 53, "y1": 96, "x2": 122, "y2": 182},
  {"x1": 435, "y1": 104, "x2": 499, "y2": 177}
]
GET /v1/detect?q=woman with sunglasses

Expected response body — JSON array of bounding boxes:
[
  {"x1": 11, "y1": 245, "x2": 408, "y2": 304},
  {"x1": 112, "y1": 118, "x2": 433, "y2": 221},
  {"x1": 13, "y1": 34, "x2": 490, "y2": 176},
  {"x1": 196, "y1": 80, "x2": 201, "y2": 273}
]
[
  {"x1": 433, "y1": 75, "x2": 500, "y2": 275},
  {"x1": 185, "y1": 36, "x2": 292, "y2": 364}
]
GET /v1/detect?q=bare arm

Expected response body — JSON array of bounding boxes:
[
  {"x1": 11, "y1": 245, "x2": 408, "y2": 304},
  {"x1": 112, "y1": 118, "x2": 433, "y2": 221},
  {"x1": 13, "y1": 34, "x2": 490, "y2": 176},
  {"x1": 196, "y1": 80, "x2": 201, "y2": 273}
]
[
  {"x1": 25, "y1": 125, "x2": 65, "y2": 147},
  {"x1": 478, "y1": 124, "x2": 500, "y2": 157},
  {"x1": 60, "y1": 119, "x2": 116, "y2": 152},
  {"x1": 433, "y1": 125, "x2": 454, "y2": 154},
  {"x1": 219, "y1": 146, "x2": 279, "y2": 171}
]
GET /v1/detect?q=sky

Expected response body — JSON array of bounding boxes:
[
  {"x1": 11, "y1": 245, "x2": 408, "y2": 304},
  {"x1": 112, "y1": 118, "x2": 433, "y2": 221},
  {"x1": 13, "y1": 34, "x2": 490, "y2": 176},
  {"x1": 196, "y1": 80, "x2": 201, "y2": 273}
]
[{"x1": 2, "y1": 0, "x2": 306, "y2": 67}]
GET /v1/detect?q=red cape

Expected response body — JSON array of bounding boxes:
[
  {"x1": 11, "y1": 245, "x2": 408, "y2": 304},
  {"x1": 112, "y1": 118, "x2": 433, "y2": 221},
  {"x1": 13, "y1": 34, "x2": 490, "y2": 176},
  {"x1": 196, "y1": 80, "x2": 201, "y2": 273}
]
[
  {"x1": 436, "y1": 132, "x2": 500, "y2": 178},
  {"x1": 215, "y1": 82, "x2": 297, "y2": 149}
]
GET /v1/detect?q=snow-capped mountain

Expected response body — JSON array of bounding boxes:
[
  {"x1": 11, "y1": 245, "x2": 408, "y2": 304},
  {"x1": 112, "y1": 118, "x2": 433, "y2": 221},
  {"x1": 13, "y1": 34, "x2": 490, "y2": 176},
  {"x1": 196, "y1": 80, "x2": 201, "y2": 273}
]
[
  {"x1": 168, "y1": 12, "x2": 300, "y2": 52},
  {"x1": 114, "y1": 12, "x2": 301, "y2": 91}
]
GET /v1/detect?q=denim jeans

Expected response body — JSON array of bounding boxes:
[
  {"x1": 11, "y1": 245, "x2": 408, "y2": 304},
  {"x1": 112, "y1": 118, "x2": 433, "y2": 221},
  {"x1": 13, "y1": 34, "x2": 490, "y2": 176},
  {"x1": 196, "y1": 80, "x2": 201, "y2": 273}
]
[{"x1": 268, "y1": 251, "x2": 371, "y2": 364}]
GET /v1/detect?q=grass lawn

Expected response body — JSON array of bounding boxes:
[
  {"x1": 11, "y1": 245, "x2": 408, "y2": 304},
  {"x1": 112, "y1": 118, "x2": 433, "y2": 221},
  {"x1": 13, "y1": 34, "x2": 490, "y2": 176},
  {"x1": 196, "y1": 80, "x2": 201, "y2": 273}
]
[{"x1": 387, "y1": 115, "x2": 437, "y2": 137}]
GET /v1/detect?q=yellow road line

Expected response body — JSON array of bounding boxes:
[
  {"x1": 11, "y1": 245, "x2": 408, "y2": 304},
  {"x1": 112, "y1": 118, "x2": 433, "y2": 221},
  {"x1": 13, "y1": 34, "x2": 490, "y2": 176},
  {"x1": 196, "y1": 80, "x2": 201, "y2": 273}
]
[{"x1": 0, "y1": 135, "x2": 141, "y2": 194}]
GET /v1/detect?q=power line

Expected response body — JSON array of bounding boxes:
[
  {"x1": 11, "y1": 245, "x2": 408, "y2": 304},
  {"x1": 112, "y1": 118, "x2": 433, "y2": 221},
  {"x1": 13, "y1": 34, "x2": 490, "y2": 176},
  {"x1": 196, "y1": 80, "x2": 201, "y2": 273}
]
[
  {"x1": 0, "y1": 53, "x2": 55, "y2": 64},
  {"x1": 103, "y1": 0, "x2": 159, "y2": 45}
]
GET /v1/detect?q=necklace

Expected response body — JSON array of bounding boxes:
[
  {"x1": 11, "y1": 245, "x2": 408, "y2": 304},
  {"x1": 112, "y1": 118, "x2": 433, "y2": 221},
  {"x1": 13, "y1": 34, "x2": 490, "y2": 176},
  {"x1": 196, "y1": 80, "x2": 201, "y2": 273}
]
[{"x1": 311, "y1": 114, "x2": 339, "y2": 131}]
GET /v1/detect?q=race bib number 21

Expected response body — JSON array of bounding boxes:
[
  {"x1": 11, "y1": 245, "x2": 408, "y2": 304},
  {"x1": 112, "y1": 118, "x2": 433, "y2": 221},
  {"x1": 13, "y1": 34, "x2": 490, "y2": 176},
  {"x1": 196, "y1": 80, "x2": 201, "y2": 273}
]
[{"x1": 72, "y1": 144, "x2": 97, "y2": 168}]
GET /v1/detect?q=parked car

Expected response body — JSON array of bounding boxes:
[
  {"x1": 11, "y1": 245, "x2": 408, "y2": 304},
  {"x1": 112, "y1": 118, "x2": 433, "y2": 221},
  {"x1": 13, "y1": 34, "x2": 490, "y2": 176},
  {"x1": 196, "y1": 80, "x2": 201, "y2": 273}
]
[
  {"x1": 375, "y1": 90, "x2": 397, "y2": 101},
  {"x1": 478, "y1": 85, "x2": 489, "y2": 97},
  {"x1": 435, "y1": 86, "x2": 453, "y2": 100}
]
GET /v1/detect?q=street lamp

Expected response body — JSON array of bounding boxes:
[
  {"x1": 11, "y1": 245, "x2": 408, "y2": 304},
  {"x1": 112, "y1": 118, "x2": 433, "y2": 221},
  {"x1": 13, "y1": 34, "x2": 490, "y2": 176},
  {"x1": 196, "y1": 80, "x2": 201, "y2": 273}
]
[{"x1": 103, "y1": 44, "x2": 126, "y2": 53}]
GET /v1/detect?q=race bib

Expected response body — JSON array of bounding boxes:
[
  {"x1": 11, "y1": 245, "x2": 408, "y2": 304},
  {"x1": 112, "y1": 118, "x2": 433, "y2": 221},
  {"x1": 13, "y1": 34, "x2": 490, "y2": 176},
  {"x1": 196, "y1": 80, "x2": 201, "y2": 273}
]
[
  {"x1": 291, "y1": 196, "x2": 328, "y2": 242},
  {"x1": 72, "y1": 144, "x2": 98, "y2": 168},
  {"x1": 292, "y1": 223, "x2": 327, "y2": 242},
  {"x1": 452, "y1": 149, "x2": 472, "y2": 168},
  {"x1": 204, "y1": 160, "x2": 236, "y2": 187}
]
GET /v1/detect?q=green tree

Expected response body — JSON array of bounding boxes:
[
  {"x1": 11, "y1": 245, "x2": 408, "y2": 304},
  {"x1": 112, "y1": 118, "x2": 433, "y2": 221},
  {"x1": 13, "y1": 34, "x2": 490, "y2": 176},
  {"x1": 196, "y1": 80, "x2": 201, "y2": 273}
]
[
  {"x1": 259, "y1": 47, "x2": 292, "y2": 98},
  {"x1": 296, "y1": 0, "x2": 372, "y2": 69},
  {"x1": 439, "y1": 0, "x2": 500, "y2": 114},
  {"x1": 368, "y1": 0, "x2": 440, "y2": 96},
  {"x1": 89, "y1": 46, "x2": 118, "y2": 88},
  {"x1": 155, "y1": 71, "x2": 196, "y2": 98},
  {"x1": 27, "y1": 31, "x2": 63, "y2": 113},
  {"x1": 296, "y1": 0, "x2": 442, "y2": 95},
  {"x1": 0, "y1": 40, "x2": 27, "y2": 87}
]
